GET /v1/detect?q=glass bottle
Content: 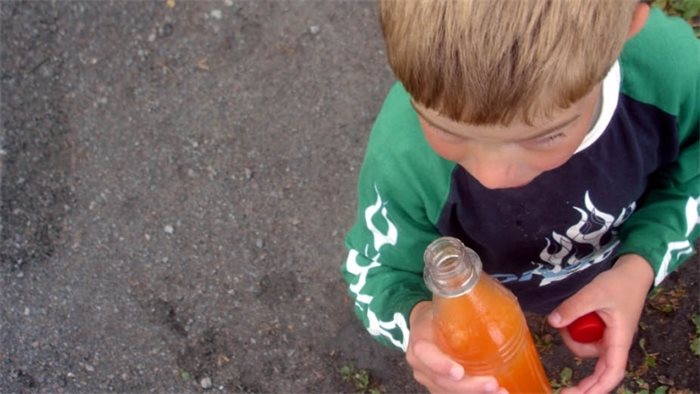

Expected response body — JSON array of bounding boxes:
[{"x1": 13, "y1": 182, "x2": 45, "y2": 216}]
[{"x1": 423, "y1": 237, "x2": 552, "y2": 393}]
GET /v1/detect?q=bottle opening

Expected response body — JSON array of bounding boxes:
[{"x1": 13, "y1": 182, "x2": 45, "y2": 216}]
[
  {"x1": 433, "y1": 256, "x2": 462, "y2": 280},
  {"x1": 424, "y1": 237, "x2": 482, "y2": 297}
]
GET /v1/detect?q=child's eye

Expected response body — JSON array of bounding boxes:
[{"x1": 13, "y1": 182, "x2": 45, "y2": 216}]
[{"x1": 531, "y1": 132, "x2": 565, "y2": 147}]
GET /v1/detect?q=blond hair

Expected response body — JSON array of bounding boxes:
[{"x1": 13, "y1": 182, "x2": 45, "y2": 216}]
[{"x1": 379, "y1": 0, "x2": 638, "y2": 125}]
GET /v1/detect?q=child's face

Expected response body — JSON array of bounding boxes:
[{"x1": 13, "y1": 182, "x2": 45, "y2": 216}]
[{"x1": 413, "y1": 84, "x2": 602, "y2": 189}]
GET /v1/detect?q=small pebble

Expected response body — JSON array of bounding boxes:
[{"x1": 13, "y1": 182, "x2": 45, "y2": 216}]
[
  {"x1": 210, "y1": 10, "x2": 222, "y2": 20},
  {"x1": 255, "y1": 238, "x2": 264, "y2": 248},
  {"x1": 309, "y1": 25, "x2": 320, "y2": 35},
  {"x1": 164, "y1": 225, "x2": 174, "y2": 234},
  {"x1": 160, "y1": 23, "x2": 174, "y2": 37},
  {"x1": 200, "y1": 377, "x2": 212, "y2": 389},
  {"x1": 244, "y1": 168, "x2": 253, "y2": 179}
]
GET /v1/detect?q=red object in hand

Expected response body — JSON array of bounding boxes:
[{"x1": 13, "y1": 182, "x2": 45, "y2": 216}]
[{"x1": 568, "y1": 312, "x2": 605, "y2": 343}]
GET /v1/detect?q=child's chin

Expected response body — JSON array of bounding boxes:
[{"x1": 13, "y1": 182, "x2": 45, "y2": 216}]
[
  {"x1": 479, "y1": 178, "x2": 534, "y2": 190},
  {"x1": 508, "y1": 179, "x2": 535, "y2": 189}
]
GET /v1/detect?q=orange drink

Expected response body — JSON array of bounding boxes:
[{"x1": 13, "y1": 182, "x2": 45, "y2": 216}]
[{"x1": 424, "y1": 237, "x2": 551, "y2": 393}]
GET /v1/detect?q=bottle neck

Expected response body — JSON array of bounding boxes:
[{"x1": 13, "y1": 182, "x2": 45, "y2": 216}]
[{"x1": 423, "y1": 237, "x2": 482, "y2": 297}]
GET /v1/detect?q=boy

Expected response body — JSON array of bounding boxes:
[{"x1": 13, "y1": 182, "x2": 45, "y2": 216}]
[{"x1": 342, "y1": 1, "x2": 699, "y2": 393}]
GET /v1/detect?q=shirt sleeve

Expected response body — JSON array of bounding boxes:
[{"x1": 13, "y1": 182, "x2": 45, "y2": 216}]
[
  {"x1": 341, "y1": 179, "x2": 436, "y2": 351},
  {"x1": 615, "y1": 12, "x2": 700, "y2": 286},
  {"x1": 615, "y1": 127, "x2": 699, "y2": 286},
  {"x1": 341, "y1": 84, "x2": 453, "y2": 351}
]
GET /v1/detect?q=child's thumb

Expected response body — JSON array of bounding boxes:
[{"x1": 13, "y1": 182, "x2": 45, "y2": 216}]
[{"x1": 547, "y1": 289, "x2": 598, "y2": 329}]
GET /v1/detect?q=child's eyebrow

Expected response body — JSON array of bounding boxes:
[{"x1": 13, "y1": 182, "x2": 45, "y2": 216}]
[
  {"x1": 410, "y1": 99, "x2": 580, "y2": 141},
  {"x1": 522, "y1": 115, "x2": 581, "y2": 141}
]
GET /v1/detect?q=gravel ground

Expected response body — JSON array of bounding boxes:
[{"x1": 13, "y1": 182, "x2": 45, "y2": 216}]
[
  {"x1": 1, "y1": 1, "x2": 698, "y2": 393},
  {"x1": 1, "y1": 1, "x2": 411, "y2": 392}
]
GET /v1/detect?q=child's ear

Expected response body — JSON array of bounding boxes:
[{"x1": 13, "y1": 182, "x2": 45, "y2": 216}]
[{"x1": 627, "y1": 3, "x2": 651, "y2": 40}]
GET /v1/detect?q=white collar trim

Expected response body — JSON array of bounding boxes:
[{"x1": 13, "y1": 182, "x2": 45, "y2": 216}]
[{"x1": 575, "y1": 61, "x2": 620, "y2": 154}]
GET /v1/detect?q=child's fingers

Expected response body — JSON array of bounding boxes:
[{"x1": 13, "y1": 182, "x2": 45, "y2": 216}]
[
  {"x1": 410, "y1": 340, "x2": 501, "y2": 393},
  {"x1": 548, "y1": 292, "x2": 602, "y2": 329},
  {"x1": 563, "y1": 325, "x2": 631, "y2": 394},
  {"x1": 435, "y1": 375, "x2": 502, "y2": 393},
  {"x1": 411, "y1": 370, "x2": 433, "y2": 391},
  {"x1": 579, "y1": 344, "x2": 628, "y2": 394},
  {"x1": 557, "y1": 328, "x2": 600, "y2": 358},
  {"x1": 412, "y1": 340, "x2": 464, "y2": 380},
  {"x1": 415, "y1": 369, "x2": 502, "y2": 394}
]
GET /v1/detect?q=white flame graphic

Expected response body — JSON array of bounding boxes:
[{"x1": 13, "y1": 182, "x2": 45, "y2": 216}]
[
  {"x1": 654, "y1": 195, "x2": 699, "y2": 286},
  {"x1": 346, "y1": 184, "x2": 409, "y2": 351},
  {"x1": 529, "y1": 191, "x2": 635, "y2": 286}
]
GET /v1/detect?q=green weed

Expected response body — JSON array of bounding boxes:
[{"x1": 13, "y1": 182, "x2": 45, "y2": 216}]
[
  {"x1": 647, "y1": 285, "x2": 687, "y2": 314},
  {"x1": 616, "y1": 385, "x2": 670, "y2": 394},
  {"x1": 634, "y1": 338, "x2": 659, "y2": 377},
  {"x1": 179, "y1": 369, "x2": 191, "y2": 382},
  {"x1": 690, "y1": 314, "x2": 700, "y2": 356},
  {"x1": 550, "y1": 367, "x2": 573, "y2": 393},
  {"x1": 340, "y1": 364, "x2": 382, "y2": 394},
  {"x1": 534, "y1": 332, "x2": 555, "y2": 354}
]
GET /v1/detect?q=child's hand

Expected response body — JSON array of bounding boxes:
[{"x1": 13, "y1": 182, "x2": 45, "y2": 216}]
[
  {"x1": 547, "y1": 254, "x2": 654, "y2": 394},
  {"x1": 406, "y1": 301, "x2": 505, "y2": 394}
]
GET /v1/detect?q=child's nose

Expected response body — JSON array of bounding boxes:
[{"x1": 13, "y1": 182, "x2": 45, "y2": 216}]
[{"x1": 463, "y1": 156, "x2": 528, "y2": 190}]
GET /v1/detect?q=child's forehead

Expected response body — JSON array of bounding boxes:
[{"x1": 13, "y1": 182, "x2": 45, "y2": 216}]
[{"x1": 410, "y1": 85, "x2": 600, "y2": 142}]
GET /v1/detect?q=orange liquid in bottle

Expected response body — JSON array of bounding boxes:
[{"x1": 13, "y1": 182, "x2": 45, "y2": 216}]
[
  {"x1": 424, "y1": 237, "x2": 551, "y2": 393},
  {"x1": 433, "y1": 275, "x2": 551, "y2": 393}
]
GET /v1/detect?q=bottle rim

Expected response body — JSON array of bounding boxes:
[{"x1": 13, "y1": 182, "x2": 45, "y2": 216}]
[{"x1": 423, "y1": 237, "x2": 482, "y2": 298}]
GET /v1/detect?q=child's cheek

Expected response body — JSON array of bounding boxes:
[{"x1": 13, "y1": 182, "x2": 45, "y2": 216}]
[
  {"x1": 530, "y1": 149, "x2": 577, "y2": 173},
  {"x1": 424, "y1": 134, "x2": 463, "y2": 162}
]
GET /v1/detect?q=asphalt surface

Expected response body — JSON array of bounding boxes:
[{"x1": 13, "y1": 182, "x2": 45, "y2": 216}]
[{"x1": 1, "y1": 1, "x2": 418, "y2": 392}]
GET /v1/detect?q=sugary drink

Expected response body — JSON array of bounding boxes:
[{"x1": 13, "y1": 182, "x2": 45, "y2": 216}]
[{"x1": 424, "y1": 237, "x2": 551, "y2": 393}]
